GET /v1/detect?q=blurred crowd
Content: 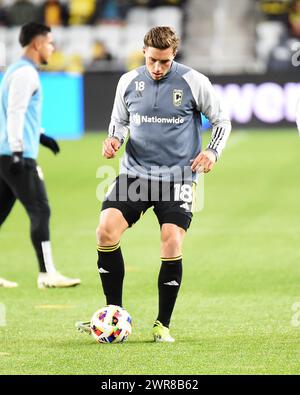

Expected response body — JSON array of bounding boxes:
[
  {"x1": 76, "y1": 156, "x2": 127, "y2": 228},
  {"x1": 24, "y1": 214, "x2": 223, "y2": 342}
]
[
  {"x1": 0, "y1": 0, "x2": 187, "y2": 72},
  {"x1": 0, "y1": 0, "x2": 298, "y2": 74},
  {"x1": 259, "y1": 0, "x2": 300, "y2": 38},
  {"x1": 0, "y1": 0, "x2": 186, "y2": 26},
  {"x1": 257, "y1": 0, "x2": 300, "y2": 71}
]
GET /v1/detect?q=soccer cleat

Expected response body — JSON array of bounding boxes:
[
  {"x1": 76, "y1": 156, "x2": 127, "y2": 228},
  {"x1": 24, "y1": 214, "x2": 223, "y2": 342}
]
[
  {"x1": 153, "y1": 320, "x2": 175, "y2": 343},
  {"x1": 0, "y1": 277, "x2": 18, "y2": 288},
  {"x1": 37, "y1": 272, "x2": 81, "y2": 289},
  {"x1": 75, "y1": 320, "x2": 91, "y2": 335}
]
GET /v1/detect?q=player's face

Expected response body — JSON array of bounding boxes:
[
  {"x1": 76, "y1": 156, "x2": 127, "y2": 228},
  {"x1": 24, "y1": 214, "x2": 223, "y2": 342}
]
[
  {"x1": 37, "y1": 33, "x2": 55, "y2": 65},
  {"x1": 144, "y1": 46, "x2": 176, "y2": 80}
]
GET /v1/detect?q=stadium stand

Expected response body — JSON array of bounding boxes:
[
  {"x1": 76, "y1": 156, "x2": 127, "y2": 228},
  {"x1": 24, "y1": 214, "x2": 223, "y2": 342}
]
[
  {"x1": 0, "y1": 0, "x2": 298, "y2": 73},
  {"x1": 184, "y1": 0, "x2": 258, "y2": 74},
  {"x1": 39, "y1": 0, "x2": 69, "y2": 26},
  {"x1": 255, "y1": 0, "x2": 300, "y2": 71},
  {"x1": 0, "y1": 0, "x2": 187, "y2": 70}
]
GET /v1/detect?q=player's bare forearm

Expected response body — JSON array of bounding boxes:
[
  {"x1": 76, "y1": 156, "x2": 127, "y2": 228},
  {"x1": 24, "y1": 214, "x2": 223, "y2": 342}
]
[
  {"x1": 190, "y1": 149, "x2": 217, "y2": 173},
  {"x1": 102, "y1": 137, "x2": 121, "y2": 159}
]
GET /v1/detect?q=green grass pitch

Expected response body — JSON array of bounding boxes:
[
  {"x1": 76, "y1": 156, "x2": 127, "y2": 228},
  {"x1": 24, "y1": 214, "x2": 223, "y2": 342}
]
[{"x1": 0, "y1": 129, "x2": 300, "y2": 375}]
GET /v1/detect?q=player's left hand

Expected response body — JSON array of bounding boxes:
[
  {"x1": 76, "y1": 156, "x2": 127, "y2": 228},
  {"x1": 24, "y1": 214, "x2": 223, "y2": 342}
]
[
  {"x1": 40, "y1": 134, "x2": 60, "y2": 155},
  {"x1": 190, "y1": 150, "x2": 217, "y2": 173}
]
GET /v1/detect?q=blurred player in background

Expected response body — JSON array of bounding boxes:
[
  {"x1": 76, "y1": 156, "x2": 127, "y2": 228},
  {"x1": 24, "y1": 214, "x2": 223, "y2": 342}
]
[
  {"x1": 0, "y1": 22, "x2": 81, "y2": 288},
  {"x1": 77, "y1": 26, "x2": 231, "y2": 342}
]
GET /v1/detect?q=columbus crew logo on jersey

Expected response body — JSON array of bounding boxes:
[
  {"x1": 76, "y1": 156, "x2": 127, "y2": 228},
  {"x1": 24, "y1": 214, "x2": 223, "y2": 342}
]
[{"x1": 173, "y1": 89, "x2": 183, "y2": 107}]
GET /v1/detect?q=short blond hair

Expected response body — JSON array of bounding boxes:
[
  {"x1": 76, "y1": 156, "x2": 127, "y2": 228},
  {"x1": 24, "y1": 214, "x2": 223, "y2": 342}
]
[{"x1": 143, "y1": 26, "x2": 180, "y2": 52}]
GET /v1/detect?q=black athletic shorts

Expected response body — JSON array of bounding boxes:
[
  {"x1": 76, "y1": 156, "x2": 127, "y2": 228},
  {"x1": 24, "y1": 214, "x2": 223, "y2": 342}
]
[{"x1": 101, "y1": 174, "x2": 195, "y2": 231}]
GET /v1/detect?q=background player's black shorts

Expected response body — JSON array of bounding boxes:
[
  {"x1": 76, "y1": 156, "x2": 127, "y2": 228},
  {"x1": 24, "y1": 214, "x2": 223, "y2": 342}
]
[
  {"x1": 0, "y1": 155, "x2": 50, "y2": 227},
  {"x1": 101, "y1": 174, "x2": 195, "y2": 231}
]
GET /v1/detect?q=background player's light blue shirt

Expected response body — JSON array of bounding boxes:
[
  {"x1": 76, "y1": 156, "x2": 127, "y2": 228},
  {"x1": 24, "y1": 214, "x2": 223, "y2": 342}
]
[{"x1": 0, "y1": 57, "x2": 42, "y2": 159}]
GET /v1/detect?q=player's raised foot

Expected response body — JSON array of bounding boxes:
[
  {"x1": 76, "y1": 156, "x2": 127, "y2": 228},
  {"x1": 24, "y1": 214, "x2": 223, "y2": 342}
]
[
  {"x1": 153, "y1": 320, "x2": 175, "y2": 343},
  {"x1": 37, "y1": 272, "x2": 81, "y2": 289},
  {"x1": 0, "y1": 277, "x2": 18, "y2": 288},
  {"x1": 75, "y1": 321, "x2": 91, "y2": 335}
]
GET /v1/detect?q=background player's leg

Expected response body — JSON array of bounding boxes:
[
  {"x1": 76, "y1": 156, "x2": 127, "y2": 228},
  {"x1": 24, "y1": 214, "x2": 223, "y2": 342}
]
[
  {"x1": 18, "y1": 164, "x2": 80, "y2": 287},
  {"x1": 0, "y1": 159, "x2": 52, "y2": 273},
  {"x1": 0, "y1": 177, "x2": 18, "y2": 287},
  {"x1": 1, "y1": 160, "x2": 80, "y2": 287},
  {"x1": 157, "y1": 223, "x2": 186, "y2": 328},
  {"x1": 14, "y1": 164, "x2": 52, "y2": 273},
  {"x1": 96, "y1": 208, "x2": 129, "y2": 306},
  {"x1": 0, "y1": 177, "x2": 16, "y2": 226}
]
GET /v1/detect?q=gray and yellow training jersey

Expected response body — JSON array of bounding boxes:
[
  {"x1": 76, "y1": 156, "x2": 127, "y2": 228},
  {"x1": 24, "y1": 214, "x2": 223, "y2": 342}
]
[{"x1": 108, "y1": 61, "x2": 231, "y2": 182}]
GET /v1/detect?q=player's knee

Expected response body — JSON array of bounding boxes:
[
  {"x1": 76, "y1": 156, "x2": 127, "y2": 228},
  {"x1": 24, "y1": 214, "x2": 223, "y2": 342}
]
[
  {"x1": 96, "y1": 224, "x2": 119, "y2": 246},
  {"x1": 161, "y1": 232, "x2": 183, "y2": 256}
]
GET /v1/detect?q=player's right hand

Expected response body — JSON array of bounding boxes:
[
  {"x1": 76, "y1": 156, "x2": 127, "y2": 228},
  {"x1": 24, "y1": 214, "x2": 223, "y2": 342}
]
[
  {"x1": 10, "y1": 152, "x2": 24, "y2": 175},
  {"x1": 102, "y1": 137, "x2": 121, "y2": 159}
]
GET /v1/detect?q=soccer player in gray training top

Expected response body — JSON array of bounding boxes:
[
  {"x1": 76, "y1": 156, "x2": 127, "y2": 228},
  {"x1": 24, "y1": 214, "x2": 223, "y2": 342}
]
[
  {"x1": 0, "y1": 22, "x2": 80, "y2": 288},
  {"x1": 77, "y1": 26, "x2": 231, "y2": 342}
]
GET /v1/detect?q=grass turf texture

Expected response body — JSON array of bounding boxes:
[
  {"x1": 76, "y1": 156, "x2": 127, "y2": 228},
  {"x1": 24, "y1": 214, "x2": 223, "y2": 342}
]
[{"x1": 0, "y1": 129, "x2": 300, "y2": 375}]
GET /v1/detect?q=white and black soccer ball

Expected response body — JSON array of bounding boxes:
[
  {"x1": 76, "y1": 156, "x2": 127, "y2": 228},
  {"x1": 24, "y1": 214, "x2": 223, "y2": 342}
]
[{"x1": 90, "y1": 305, "x2": 132, "y2": 344}]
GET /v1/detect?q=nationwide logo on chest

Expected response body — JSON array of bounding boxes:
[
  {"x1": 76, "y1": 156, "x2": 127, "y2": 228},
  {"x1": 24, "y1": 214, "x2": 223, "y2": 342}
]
[
  {"x1": 173, "y1": 89, "x2": 183, "y2": 107},
  {"x1": 131, "y1": 112, "x2": 184, "y2": 126}
]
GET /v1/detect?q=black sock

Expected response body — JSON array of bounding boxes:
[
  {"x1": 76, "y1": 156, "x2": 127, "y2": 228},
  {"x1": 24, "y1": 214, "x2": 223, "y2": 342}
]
[
  {"x1": 33, "y1": 244, "x2": 47, "y2": 272},
  {"x1": 29, "y1": 209, "x2": 50, "y2": 273},
  {"x1": 157, "y1": 256, "x2": 183, "y2": 328},
  {"x1": 97, "y1": 243, "x2": 124, "y2": 307}
]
